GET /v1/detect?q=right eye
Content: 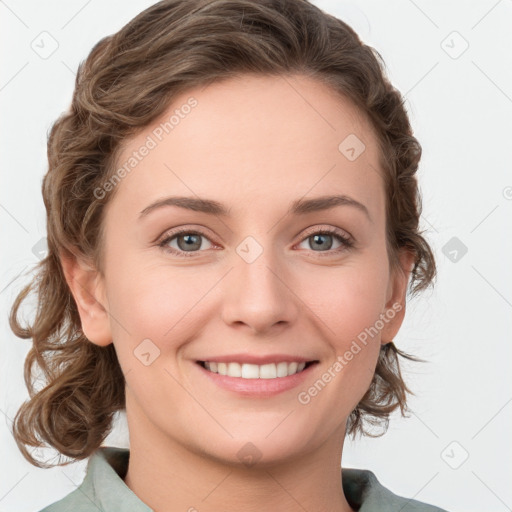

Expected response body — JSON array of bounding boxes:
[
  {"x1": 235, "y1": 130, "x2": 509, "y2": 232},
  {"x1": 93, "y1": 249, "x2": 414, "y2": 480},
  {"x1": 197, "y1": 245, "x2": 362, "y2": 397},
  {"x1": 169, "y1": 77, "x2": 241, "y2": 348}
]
[{"x1": 157, "y1": 228, "x2": 216, "y2": 257}]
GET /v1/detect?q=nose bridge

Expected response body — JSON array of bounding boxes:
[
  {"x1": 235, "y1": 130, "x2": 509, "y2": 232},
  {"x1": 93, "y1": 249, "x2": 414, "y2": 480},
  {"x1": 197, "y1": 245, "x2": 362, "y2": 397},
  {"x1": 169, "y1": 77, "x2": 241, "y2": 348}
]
[{"x1": 221, "y1": 234, "x2": 298, "y2": 333}]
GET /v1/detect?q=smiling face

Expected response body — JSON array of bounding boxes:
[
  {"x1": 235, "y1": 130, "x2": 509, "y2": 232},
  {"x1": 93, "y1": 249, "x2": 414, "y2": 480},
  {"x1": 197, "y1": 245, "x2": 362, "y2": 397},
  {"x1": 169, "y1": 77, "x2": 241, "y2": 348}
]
[{"x1": 64, "y1": 73, "x2": 413, "y2": 467}]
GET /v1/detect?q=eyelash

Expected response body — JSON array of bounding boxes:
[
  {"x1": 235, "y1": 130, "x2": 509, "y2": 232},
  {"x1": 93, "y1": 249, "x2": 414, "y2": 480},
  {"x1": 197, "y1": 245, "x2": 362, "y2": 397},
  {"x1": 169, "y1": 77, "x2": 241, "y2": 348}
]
[{"x1": 157, "y1": 226, "x2": 354, "y2": 258}]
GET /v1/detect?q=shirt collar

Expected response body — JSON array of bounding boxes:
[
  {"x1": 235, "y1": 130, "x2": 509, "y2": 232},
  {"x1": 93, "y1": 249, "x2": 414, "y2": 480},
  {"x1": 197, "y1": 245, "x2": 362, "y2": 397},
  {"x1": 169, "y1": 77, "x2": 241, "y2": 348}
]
[
  {"x1": 79, "y1": 446, "x2": 440, "y2": 511},
  {"x1": 81, "y1": 446, "x2": 152, "y2": 511}
]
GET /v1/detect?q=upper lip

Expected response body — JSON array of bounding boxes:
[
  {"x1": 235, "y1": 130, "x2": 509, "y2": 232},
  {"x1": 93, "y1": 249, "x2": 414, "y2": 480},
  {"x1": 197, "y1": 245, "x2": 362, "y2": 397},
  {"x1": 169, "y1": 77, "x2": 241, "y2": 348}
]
[{"x1": 196, "y1": 354, "x2": 318, "y2": 365}]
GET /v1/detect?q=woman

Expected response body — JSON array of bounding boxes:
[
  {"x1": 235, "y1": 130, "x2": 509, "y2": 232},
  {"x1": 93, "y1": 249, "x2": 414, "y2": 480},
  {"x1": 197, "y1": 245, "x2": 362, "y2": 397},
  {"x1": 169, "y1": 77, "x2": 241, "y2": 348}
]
[{"x1": 9, "y1": 0, "x2": 448, "y2": 510}]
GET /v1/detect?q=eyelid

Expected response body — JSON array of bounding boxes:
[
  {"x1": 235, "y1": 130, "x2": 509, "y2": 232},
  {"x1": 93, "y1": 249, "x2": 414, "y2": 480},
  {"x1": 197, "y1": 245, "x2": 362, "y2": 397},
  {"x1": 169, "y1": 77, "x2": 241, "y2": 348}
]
[
  {"x1": 155, "y1": 225, "x2": 217, "y2": 244},
  {"x1": 298, "y1": 224, "x2": 353, "y2": 244}
]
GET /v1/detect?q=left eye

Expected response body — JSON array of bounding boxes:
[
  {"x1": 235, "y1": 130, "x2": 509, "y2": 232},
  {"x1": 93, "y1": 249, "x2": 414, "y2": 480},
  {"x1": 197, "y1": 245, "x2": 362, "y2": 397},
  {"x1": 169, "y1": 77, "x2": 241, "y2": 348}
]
[{"x1": 296, "y1": 230, "x2": 352, "y2": 253}]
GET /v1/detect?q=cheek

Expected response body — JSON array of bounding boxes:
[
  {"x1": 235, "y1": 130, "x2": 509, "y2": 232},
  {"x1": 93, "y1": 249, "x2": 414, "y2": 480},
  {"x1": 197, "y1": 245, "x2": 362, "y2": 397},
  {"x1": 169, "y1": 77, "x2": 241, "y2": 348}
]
[
  {"x1": 105, "y1": 261, "x2": 211, "y2": 355},
  {"x1": 301, "y1": 268, "x2": 385, "y2": 413},
  {"x1": 294, "y1": 255, "x2": 388, "y2": 406},
  {"x1": 298, "y1": 258, "x2": 389, "y2": 344}
]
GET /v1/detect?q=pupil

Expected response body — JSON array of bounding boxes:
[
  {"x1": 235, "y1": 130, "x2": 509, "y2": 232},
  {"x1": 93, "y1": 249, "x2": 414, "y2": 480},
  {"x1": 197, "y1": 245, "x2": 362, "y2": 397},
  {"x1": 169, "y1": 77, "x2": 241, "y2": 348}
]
[
  {"x1": 312, "y1": 234, "x2": 332, "y2": 251},
  {"x1": 178, "y1": 234, "x2": 201, "y2": 251}
]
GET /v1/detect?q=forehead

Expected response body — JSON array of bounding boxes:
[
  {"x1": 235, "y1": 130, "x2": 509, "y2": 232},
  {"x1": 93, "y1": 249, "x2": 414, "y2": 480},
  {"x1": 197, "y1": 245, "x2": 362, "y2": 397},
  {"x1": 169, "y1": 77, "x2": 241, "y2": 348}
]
[{"x1": 107, "y1": 73, "x2": 384, "y2": 222}]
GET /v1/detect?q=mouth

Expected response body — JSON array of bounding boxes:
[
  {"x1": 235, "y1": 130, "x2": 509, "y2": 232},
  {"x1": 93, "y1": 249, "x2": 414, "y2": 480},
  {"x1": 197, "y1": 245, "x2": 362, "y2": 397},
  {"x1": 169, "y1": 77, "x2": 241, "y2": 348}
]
[
  {"x1": 196, "y1": 360, "x2": 319, "y2": 379},
  {"x1": 195, "y1": 358, "x2": 320, "y2": 397}
]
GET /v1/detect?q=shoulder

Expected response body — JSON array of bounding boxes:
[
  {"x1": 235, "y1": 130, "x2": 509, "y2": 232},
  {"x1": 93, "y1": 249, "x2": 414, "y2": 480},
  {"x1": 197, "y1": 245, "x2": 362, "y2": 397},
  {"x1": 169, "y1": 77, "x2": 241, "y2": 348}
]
[
  {"x1": 38, "y1": 488, "x2": 94, "y2": 512},
  {"x1": 342, "y1": 468, "x2": 450, "y2": 511},
  {"x1": 37, "y1": 459, "x2": 100, "y2": 512}
]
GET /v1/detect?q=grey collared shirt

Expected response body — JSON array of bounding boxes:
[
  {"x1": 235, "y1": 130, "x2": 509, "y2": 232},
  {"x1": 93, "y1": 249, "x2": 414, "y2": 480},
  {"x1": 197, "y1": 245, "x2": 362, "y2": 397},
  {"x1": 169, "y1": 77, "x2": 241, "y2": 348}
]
[{"x1": 39, "y1": 447, "x2": 449, "y2": 511}]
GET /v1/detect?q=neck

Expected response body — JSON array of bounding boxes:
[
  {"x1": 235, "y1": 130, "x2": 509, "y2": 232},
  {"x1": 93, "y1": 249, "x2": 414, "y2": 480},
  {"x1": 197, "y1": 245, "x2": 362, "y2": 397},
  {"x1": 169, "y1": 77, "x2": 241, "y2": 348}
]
[{"x1": 123, "y1": 396, "x2": 355, "y2": 512}]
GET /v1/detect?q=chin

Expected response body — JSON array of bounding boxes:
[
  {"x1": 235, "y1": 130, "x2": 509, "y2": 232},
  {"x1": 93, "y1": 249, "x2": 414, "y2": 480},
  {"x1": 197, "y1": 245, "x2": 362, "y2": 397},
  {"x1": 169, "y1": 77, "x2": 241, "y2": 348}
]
[{"x1": 197, "y1": 430, "x2": 313, "y2": 469}]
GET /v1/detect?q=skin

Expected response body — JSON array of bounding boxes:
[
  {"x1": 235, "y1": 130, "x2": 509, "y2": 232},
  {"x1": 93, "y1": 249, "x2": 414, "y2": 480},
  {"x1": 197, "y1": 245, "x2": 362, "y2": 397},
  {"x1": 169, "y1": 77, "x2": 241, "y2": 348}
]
[{"x1": 61, "y1": 73, "x2": 414, "y2": 512}]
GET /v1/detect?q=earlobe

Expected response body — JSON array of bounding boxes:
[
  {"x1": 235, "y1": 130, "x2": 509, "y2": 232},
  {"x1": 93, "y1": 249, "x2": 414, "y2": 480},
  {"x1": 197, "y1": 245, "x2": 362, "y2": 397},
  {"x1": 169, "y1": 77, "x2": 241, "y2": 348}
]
[
  {"x1": 380, "y1": 249, "x2": 416, "y2": 344},
  {"x1": 59, "y1": 249, "x2": 112, "y2": 347}
]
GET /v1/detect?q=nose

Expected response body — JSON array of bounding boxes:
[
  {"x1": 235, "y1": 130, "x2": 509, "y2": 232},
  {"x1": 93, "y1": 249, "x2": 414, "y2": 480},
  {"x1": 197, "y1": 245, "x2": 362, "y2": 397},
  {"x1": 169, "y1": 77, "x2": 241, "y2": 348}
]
[{"x1": 220, "y1": 247, "x2": 299, "y2": 336}]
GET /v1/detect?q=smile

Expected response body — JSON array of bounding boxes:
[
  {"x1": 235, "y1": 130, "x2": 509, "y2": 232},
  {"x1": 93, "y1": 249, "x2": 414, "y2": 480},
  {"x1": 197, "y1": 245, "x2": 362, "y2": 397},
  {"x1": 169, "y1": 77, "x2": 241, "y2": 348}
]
[{"x1": 198, "y1": 361, "x2": 317, "y2": 379}]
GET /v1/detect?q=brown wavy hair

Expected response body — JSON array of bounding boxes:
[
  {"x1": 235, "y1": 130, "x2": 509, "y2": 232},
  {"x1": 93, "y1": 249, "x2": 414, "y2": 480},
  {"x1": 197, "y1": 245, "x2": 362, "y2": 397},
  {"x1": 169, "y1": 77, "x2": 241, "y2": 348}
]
[{"x1": 9, "y1": 0, "x2": 436, "y2": 468}]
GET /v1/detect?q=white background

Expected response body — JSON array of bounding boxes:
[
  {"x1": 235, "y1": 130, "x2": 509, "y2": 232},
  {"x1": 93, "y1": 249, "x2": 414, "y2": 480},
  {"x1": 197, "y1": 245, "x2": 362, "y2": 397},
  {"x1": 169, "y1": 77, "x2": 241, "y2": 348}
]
[{"x1": 1, "y1": 1, "x2": 511, "y2": 511}]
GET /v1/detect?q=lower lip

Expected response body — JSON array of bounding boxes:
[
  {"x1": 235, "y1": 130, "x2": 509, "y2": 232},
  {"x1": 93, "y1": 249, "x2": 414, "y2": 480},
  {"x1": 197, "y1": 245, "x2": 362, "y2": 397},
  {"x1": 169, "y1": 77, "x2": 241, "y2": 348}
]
[{"x1": 195, "y1": 362, "x2": 317, "y2": 397}]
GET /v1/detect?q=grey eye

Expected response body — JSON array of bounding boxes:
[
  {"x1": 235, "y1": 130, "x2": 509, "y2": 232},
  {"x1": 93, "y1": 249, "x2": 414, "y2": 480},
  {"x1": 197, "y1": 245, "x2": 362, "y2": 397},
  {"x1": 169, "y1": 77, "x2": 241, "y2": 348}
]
[
  {"x1": 308, "y1": 233, "x2": 334, "y2": 251},
  {"x1": 175, "y1": 233, "x2": 204, "y2": 251}
]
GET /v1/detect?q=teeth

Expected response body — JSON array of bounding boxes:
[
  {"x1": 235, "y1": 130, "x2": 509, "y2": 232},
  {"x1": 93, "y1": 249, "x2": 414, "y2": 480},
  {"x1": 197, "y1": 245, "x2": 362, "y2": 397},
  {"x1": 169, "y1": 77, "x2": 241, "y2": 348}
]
[
  {"x1": 242, "y1": 363, "x2": 260, "y2": 379},
  {"x1": 228, "y1": 362, "x2": 242, "y2": 377},
  {"x1": 259, "y1": 363, "x2": 276, "y2": 379},
  {"x1": 202, "y1": 361, "x2": 309, "y2": 378}
]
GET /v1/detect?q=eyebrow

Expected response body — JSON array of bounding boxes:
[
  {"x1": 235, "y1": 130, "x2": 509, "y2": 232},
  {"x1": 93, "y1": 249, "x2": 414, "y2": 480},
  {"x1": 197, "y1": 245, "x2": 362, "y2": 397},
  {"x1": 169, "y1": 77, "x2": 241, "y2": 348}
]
[{"x1": 139, "y1": 194, "x2": 371, "y2": 222}]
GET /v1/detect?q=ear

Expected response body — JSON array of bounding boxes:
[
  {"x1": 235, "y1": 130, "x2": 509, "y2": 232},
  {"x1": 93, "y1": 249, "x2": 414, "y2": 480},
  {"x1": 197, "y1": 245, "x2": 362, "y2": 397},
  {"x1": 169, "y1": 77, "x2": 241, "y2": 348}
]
[
  {"x1": 380, "y1": 248, "x2": 416, "y2": 345},
  {"x1": 59, "y1": 249, "x2": 112, "y2": 347}
]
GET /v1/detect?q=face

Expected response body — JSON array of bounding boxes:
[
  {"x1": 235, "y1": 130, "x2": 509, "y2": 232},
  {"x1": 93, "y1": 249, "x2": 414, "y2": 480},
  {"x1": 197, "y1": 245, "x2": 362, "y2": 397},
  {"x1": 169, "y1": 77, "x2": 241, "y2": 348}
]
[{"x1": 65, "y1": 73, "x2": 412, "y2": 466}]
